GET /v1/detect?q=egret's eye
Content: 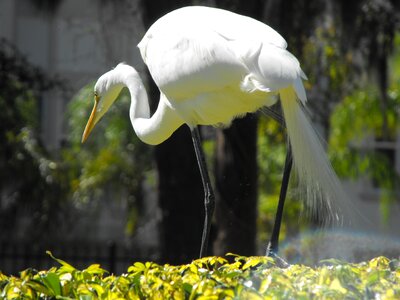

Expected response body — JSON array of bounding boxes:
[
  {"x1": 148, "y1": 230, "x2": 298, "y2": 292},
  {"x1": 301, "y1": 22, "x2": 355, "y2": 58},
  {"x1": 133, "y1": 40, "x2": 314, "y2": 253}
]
[{"x1": 94, "y1": 92, "x2": 100, "y2": 102}]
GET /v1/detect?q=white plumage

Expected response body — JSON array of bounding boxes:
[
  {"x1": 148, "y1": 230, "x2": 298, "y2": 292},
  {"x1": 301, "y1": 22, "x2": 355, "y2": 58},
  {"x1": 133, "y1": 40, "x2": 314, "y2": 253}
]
[
  {"x1": 138, "y1": 6, "x2": 306, "y2": 128},
  {"x1": 82, "y1": 6, "x2": 347, "y2": 255}
]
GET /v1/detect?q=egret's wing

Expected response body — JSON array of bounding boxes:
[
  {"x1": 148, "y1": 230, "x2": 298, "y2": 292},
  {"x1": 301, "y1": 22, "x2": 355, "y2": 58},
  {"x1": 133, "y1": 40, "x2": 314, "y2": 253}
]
[
  {"x1": 138, "y1": 6, "x2": 306, "y2": 102},
  {"x1": 214, "y1": 35, "x2": 307, "y2": 103},
  {"x1": 140, "y1": 26, "x2": 246, "y2": 98},
  {"x1": 187, "y1": 6, "x2": 288, "y2": 49},
  {"x1": 139, "y1": 6, "x2": 287, "y2": 59},
  {"x1": 138, "y1": 6, "x2": 287, "y2": 68}
]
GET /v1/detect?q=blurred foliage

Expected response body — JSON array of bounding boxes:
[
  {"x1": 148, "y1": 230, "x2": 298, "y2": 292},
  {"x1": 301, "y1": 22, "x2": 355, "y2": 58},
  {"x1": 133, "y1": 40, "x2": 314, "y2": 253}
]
[
  {"x1": 257, "y1": 0, "x2": 400, "y2": 241},
  {"x1": 63, "y1": 83, "x2": 152, "y2": 235},
  {"x1": 0, "y1": 37, "x2": 151, "y2": 240},
  {"x1": 329, "y1": 87, "x2": 400, "y2": 223},
  {"x1": 1, "y1": 253, "x2": 399, "y2": 299},
  {"x1": 390, "y1": 33, "x2": 400, "y2": 82},
  {"x1": 356, "y1": 0, "x2": 396, "y2": 72},
  {"x1": 301, "y1": 24, "x2": 354, "y2": 127},
  {"x1": 328, "y1": 32, "x2": 400, "y2": 221},
  {"x1": 0, "y1": 38, "x2": 69, "y2": 238},
  {"x1": 329, "y1": 89, "x2": 399, "y2": 183}
]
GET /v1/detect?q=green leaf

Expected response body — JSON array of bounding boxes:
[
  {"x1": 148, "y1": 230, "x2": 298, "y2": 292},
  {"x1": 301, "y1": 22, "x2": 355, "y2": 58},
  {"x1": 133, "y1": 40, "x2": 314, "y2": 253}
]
[
  {"x1": 182, "y1": 282, "x2": 193, "y2": 294},
  {"x1": 1, "y1": 255, "x2": 399, "y2": 299},
  {"x1": 127, "y1": 262, "x2": 146, "y2": 274},
  {"x1": 84, "y1": 264, "x2": 107, "y2": 276},
  {"x1": 46, "y1": 251, "x2": 76, "y2": 273},
  {"x1": 26, "y1": 279, "x2": 49, "y2": 295},
  {"x1": 41, "y1": 272, "x2": 62, "y2": 296}
]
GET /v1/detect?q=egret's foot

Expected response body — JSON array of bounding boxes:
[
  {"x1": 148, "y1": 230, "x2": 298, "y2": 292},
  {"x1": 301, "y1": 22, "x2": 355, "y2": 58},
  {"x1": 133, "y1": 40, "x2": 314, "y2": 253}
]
[{"x1": 266, "y1": 242, "x2": 290, "y2": 268}]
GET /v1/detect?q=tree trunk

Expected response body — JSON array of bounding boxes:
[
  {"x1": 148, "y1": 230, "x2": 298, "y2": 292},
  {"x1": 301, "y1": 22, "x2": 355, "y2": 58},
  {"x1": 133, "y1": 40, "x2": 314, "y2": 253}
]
[
  {"x1": 213, "y1": 116, "x2": 258, "y2": 255},
  {"x1": 140, "y1": 0, "x2": 205, "y2": 264},
  {"x1": 154, "y1": 128, "x2": 204, "y2": 263},
  {"x1": 212, "y1": 0, "x2": 264, "y2": 256}
]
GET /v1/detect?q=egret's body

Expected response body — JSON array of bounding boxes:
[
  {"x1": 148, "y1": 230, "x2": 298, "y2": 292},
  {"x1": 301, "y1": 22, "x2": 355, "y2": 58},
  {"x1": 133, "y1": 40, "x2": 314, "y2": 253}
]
[
  {"x1": 83, "y1": 6, "x2": 346, "y2": 257},
  {"x1": 138, "y1": 6, "x2": 305, "y2": 130}
]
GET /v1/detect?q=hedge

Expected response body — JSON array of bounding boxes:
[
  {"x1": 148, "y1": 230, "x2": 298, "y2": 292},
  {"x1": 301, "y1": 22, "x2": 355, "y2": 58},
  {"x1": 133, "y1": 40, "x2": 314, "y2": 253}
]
[{"x1": 1, "y1": 252, "x2": 399, "y2": 299}]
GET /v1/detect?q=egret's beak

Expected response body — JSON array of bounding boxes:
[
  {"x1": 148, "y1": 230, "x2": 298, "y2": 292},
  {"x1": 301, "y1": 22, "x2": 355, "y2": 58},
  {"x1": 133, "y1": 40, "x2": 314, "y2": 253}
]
[{"x1": 82, "y1": 96, "x2": 99, "y2": 143}]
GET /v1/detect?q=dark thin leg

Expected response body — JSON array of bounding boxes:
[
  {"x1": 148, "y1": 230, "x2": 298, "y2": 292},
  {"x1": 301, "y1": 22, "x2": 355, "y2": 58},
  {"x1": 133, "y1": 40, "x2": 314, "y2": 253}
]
[
  {"x1": 262, "y1": 105, "x2": 293, "y2": 257},
  {"x1": 191, "y1": 127, "x2": 215, "y2": 258},
  {"x1": 262, "y1": 106, "x2": 284, "y2": 125},
  {"x1": 266, "y1": 144, "x2": 292, "y2": 256}
]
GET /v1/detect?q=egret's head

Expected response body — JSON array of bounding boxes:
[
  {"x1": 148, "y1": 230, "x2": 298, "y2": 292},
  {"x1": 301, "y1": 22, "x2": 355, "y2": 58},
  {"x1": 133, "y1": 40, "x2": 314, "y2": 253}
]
[{"x1": 82, "y1": 67, "x2": 124, "y2": 143}]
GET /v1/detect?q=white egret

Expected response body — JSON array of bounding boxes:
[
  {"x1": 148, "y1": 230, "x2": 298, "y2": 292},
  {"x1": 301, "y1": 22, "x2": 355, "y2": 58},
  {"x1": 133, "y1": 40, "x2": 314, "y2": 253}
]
[{"x1": 82, "y1": 6, "x2": 347, "y2": 258}]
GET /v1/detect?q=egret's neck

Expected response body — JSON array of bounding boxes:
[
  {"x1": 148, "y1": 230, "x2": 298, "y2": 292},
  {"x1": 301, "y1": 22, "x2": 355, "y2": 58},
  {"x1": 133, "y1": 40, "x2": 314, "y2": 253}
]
[
  {"x1": 122, "y1": 70, "x2": 184, "y2": 145},
  {"x1": 125, "y1": 74, "x2": 150, "y2": 120}
]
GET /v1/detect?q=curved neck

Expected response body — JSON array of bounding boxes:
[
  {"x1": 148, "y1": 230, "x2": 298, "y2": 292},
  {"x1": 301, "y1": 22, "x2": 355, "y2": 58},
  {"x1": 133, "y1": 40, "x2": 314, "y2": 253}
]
[
  {"x1": 126, "y1": 77, "x2": 150, "y2": 120},
  {"x1": 119, "y1": 68, "x2": 184, "y2": 145}
]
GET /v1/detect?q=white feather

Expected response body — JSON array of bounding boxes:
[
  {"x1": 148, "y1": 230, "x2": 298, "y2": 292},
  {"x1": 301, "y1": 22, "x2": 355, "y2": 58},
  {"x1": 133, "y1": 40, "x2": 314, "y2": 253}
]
[{"x1": 280, "y1": 87, "x2": 347, "y2": 223}]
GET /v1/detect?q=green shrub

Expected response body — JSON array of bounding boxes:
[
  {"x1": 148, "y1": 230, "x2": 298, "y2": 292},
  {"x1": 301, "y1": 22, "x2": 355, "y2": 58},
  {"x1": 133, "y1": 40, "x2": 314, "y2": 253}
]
[{"x1": 1, "y1": 252, "x2": 399, "y2": 299}]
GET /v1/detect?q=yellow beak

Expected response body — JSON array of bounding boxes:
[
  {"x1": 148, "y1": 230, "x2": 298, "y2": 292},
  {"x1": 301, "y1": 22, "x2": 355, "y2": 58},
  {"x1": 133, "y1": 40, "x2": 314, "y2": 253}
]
[{"x1": 82, "y1": 97, "x2": 99, "y2": 143}]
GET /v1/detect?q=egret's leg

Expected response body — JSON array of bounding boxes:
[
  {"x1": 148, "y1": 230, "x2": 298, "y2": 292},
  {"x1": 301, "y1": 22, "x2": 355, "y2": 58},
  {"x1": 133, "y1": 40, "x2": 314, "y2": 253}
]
[
  {"x1": 266, "y1": 144, "x2": 292, "y2": 256},
  {"x1": 191, "y1": 127, "x2": 215, "y2": 258},
  {"x1": 262, "y1": 106, "x2": 293, "y2": 256}
]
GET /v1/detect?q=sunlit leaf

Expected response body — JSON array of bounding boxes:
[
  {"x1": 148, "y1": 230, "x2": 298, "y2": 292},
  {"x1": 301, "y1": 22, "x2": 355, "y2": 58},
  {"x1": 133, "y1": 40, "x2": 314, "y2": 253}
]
[
  {"x1": 41, "y1": 272, "x2": 62, "y2": 296},
  {"x1": 46, "y1": 251, "x2": 76, "y2": 273},
  {"x1": 1, "y1": 255, "x2": 400, "y2": 299}
]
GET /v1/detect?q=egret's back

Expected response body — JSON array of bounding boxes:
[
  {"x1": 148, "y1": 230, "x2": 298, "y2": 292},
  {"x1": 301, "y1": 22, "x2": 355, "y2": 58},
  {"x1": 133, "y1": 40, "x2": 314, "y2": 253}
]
[
  {"x1": 138, "y1": 6, "x2": 304, "y2": 125},
  {"x1": 139, "y1": 6, "x2": 287, "y2": 58}
]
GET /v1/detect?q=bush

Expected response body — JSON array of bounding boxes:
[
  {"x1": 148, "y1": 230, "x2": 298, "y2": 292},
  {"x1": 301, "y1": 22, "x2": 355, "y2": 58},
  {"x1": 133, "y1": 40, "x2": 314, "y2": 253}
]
[{"x1": 1, "y1": 252, "x2": 399, "y2": 299}]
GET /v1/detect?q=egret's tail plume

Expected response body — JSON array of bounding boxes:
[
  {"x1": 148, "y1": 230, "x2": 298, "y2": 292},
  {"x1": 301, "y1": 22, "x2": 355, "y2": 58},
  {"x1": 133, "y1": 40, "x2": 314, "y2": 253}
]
[{"x1": 280, "y1": 87, "x2": 346, "y2": 225}]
